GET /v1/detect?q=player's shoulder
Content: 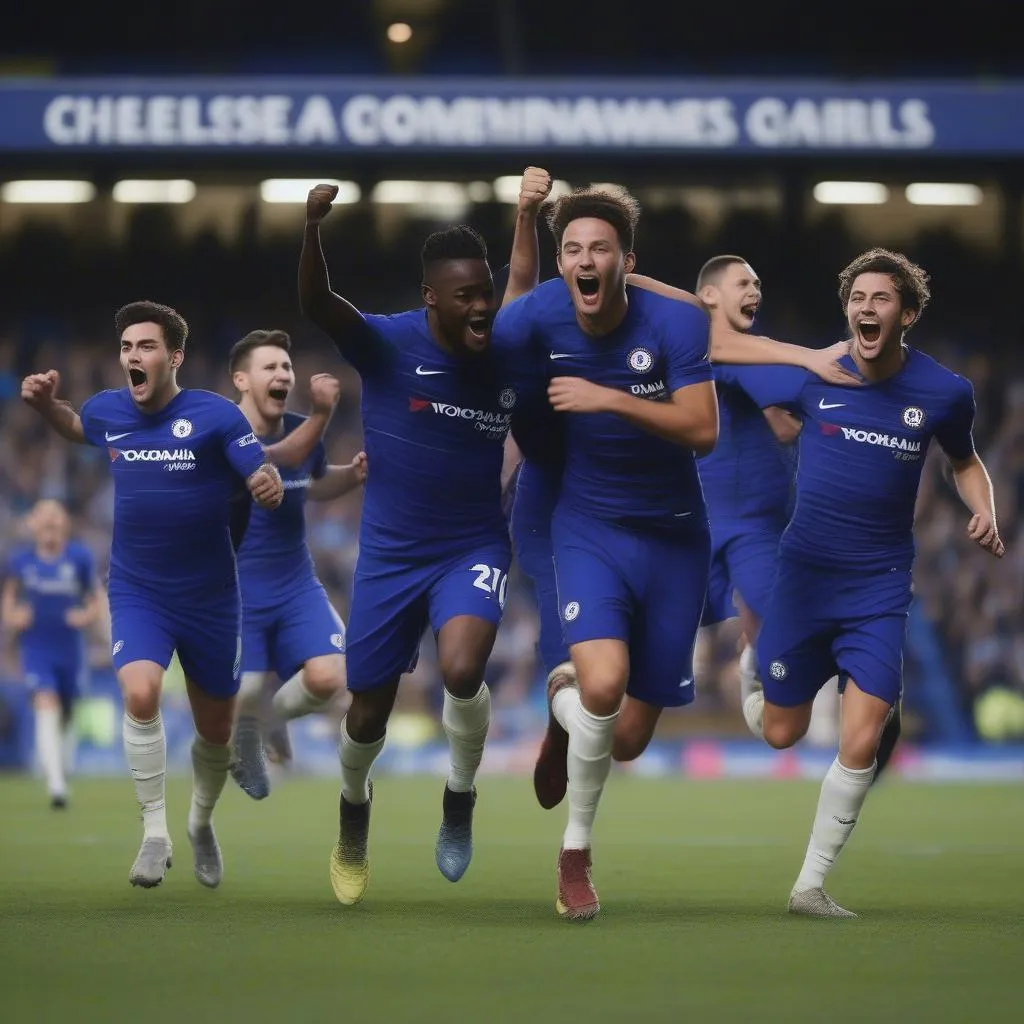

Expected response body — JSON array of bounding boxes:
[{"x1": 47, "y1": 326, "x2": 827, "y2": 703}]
[
  {"x1": 65, "y1": 539, "x2": 94, "y2": 564},
  {"x1": 504, "y1": 277, "x2": 571, "y2": 318},
  {"x1": 630, "y1": 284, "x2": 708, "y2": 326},
  {"x1": 82, "y1": 387, "x2": 130, "y2": 414},
  {"x1": 905, "y1": 348, "x2": 973, "y2": 400},
  {"x1": 4, "y1": 543, "x2": 32, "y2": 569},
  {"x1": 180, "y1": 389, "x2": 248, "y2": 423},
  {"x1": 280, "y1": 411, "x2": 314, "y2": 438},
  {"x1": 362, "y1": 307, "x2": 427, "y2": 336}
]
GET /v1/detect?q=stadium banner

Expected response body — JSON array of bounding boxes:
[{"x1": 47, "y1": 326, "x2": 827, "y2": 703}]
[{"x1": 2, "y1": 78, "x2": 1024, "y2": 154}]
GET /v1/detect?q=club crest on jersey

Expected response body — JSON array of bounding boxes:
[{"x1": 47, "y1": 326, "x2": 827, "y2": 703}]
[
  {"x1": 112, "y1": 640, "x2": 125, "y2": 657},
  {"x1": 563, "y1": 601, "x2": 580, "y2": 622},
  {"x1": 627, "y1": 347, "x2": 654, "y2": 373},
  {"x1": 171, "y1": 418, "x2": 193, "y2": 439},
  {"x1": 498, "y1": 387, "x2": 517, "y2": 410},
  {"x1": 901, "y1": 406, "x2": 925, "y2": 430},
  {"x1": 768, "y1": 660, "x2": 788, "y2": 681}
]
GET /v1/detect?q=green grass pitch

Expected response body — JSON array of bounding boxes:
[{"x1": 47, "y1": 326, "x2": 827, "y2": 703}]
[{"x1": 0, "y1": 775, "x2": 1020, "y2": 1023}]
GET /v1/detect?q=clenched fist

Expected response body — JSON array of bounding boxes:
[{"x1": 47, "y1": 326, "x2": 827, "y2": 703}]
[
  {"x1": 248, "y1": 463, "x2": 284, "y2": 510},
  {"x1": 21, "y1": 370, "x2": 61, "y2": 411},
  {"x1": 306, "y1": 183, "x2": 340, "y2": 224},
  {"x1": 309, "y1": 373, "x2": 341, "y2": 416},
  {"x1": 519, "y1": 166, "x2": 553, "y2": 215}
]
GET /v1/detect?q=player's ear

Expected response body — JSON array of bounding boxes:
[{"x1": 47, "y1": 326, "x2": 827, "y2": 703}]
[
  {"x1": 232, "y1": 370, "x2": 248, "y2": 393},
  {"x1": 699, "y1": 284, "x2": 718, "y2": 308},
  {"x1": 422, "y1": 283, "x2": 437, "y2": 309},
  {"x1": 900, "y1": 306, "x2": 917, "y2": 329},
  {"x1": 623, "y1": 251, "x2": 637, "y2": 275},
  {"x1": 555, "y1": 251, "x2": 563, "y2": 276},
  {"x1": 170, "y1": 348, "x2": 184, "y2": 370}
]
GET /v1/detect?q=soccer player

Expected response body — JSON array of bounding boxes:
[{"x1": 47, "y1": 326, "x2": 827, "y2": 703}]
[
  {"x1": 228, "y1": 328, "x2": 366, "y2": 799},
  {"x1": 739, "y1": 249, "x2": 1004, "y2": 917},
  {"x1": 300, "y1": 167, "x2": 552, "y2": 903},
  {"x1": 1, "y1": 499, "x2": 102, "y2": 808},
  {"x1": 18, "y1": 300, "x2": 332, "y2": 890},
  {"x1": 494, "y1": 186, "x2": 721, "y2": 920}
]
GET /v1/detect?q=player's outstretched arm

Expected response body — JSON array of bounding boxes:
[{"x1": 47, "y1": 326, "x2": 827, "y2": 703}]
[
  {"x1": 548, "y1": 377, "x2": 719, "y2": 455},
  {"x1": 626, "y1": 274, "x2": 701, "y2": 308},
  {"x1": 308, "y1": 451, "x2": 368, "y2": 502},
  {"x1": 21, "y1": 371, "x2": 86, "y2": 443},
  {"x1": 0, "y1": 578, "x2": 33, "y2": 633},
  {"x1": 949, "y1": 453, "x2": 1005, "y2": 558},
  {"x1": 265, "y1": 374, "x2": 341, "y2": 469},
  {"x1": 501, "y1": 167, "x2": 553, "y2": 308}
]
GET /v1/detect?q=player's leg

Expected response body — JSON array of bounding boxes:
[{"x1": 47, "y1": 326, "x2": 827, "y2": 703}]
[
  {"x1": 789, "y1": 594, "x2": 908, "y2": 918},
  {"x1": 330, "y1": 560, "x2": 426, "y2": 904},
  {"x1": 232, "y1": 605, "x2": 273, "y2": 799},
  {"x1": 176, "y1": 602, "x2": 245, "y2": 889},
  {"x1": 110, "y1": 597, "x2": 176, "y2": 887},
  {"x1": 26, "y1": 667, "x2": 67, "y2": 807},
  {"x1": 612, "y1": 529, "x2": 710, "y2": 762},
  {"x1": 429, "y1": 546, "x2": 509, "y2": 882},
  {"x1": 547, "y1": 516, "x2": 636, "y2": 921}
]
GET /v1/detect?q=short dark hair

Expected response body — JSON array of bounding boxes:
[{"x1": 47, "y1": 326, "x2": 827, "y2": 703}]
[
  {"x1": 696, "y1": 254, "x2": 749, "y2": 291},
  {"x1": 114, "y1": 300, "x2": 188, "y2": 352},
  {"x1": 545, "y1": 185, "x2": 640, "y2": 253},
  {"x1": 421, "y1": 225, "x2": 489, "y2": 275},
  {"x1": 228, "y1": 329, "x2": 292, "y2": 374},
  {"x1": 838, "y1": 248, "x2": 931, "y2": 329}
]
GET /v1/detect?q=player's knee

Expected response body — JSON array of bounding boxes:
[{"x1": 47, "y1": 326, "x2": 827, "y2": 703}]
[
  {"x1": 762, "y1": 716, "x2": 805, "y2": 750},
  {"x1": 612, "y1": 731, "x2": 650, "y2": 762},
  {"x1": 32, "y1": 690, "x2": 60, "y2": 711},
  {"x1": 118, "y1": 665, "x2": 163, "y2": 721},
  {"x1": 838, "y1": 729, "x2": 881, "y2": 771},
  {"x1": 345, "y1": 690, "x2": 391, "y2": 743},
  {"x1": 438, "y1": 654, "x2": 486, "y2": 700},
  {"x1": 302, "y1": 656, "x2": 345, "y2": 699},
  {"x1": 195, "y1": 714, "x2": 233, "y2": 747}
]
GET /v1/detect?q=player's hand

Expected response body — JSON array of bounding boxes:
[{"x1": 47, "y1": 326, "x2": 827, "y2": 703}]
[
  {"x1": 548, "y1": 376, "x2": 615, "y2": 414},
  {"x1": 306, "y1": 183, "x2": 339, "y2": 224},
  {"x1": 967, "y1": 511, "x2": 1005, "y2": 558},
  {"x1": 21, "y1": 370, "x2": 61, "y2": 411},
  {"x1": 248, "y1": 463, "x2": 284, "y2": 510},
  {"x1": 349, "y1": 451, "x2": 368, "y2": 485},
  {"x1": 805, "y1": 341, "x2": 862, "y2": 387},
  {"x1": 518, "y1": 167, "x2": 553, "y2": 215},
  {"x1": 309, "y1": 373, "x2": 341, "y2": 415},
  {"x1": 64, "y1": 606, "x2": 91, "y2": 629},
  {"x1": 7, "y1": 604, "x2": 33, "y2": 632}
]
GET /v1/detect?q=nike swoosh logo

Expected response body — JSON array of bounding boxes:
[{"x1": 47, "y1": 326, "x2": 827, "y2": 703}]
[
  {"x1": 415, "y1": 365, "x2": 446, "y2": 376},
  {"x1": 674, "y1": 511, "x2": 694, "y2": 518},
  {"x1": 549, "y1": 353, "x2": 573, "y2": 360},
  {"x1": 105, "y1": 432, "x2": 131, "y2": 441},
  {"x1": 818, "y1": 399, "x2": 845, "y2": 410},
  {"x1": 679, "y1": 678, "x2": 694, "y2": 688}
]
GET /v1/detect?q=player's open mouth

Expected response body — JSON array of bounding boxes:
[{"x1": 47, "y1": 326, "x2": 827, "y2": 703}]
[
  {"x1": 577, "y1": 275, "x2": 600, "y2": 305},
  {"x1": 128, "y1": 368, "x2": 147, "y2": 388},
  {"x1": 740, "y1": 302, "x2": 759, "y2": 319},
  {"x1": 467, "y1": 317, "x2": 491, "y2": 340},
  {"x1": 268, "y1": 387, "x2": 289, "y2": 401},
  {"x1": 858, "y1": 321, "x2": 882, "y2": 343}
]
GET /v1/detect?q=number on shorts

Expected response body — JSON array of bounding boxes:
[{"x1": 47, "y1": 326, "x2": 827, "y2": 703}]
[{"x1": 470, "y1": 563, "x2": 508, "y2": 608}]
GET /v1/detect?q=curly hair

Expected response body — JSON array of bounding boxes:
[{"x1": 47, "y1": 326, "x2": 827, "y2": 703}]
[{"x1": 838, "y1": 248, "x2": 931, "y2": 329}]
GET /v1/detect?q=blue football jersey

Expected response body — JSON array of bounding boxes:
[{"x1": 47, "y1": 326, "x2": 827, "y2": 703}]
[
  {"x1": 80, "y1": 388, "x2": 267, "y2": 598},
  {"x1": 495, "y1": 279, "x2": 712, "y2": 532},
  {"x1": 751, "y1": 348, "x2": 975, "y2": 572}
]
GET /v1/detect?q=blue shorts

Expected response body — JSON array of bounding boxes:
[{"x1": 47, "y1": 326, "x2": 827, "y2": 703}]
[
  {"x1": 511, "y1": 462, "x2": 568, "y2": 674},
  {"x1": 23, "y1": 655, "x2": 86, "y2": 711},
  {"x1": 345, "y1": 540, "x2": 511, "y2": 692},
  {"x1": 242, "y1": 582, "x2": 346, "y2": 680},
  {"x1": 552, "y1": 511, "x2": 710, "y2": 709},
  {"x1": 701, "y1": 522, "x2": 782, "y2": 627},
  {"x1": 757, "y1": 560, "x2": 911, "y2": 708},
  {"x1": 109, "y1": 585, "x2": 242, "y2": 699}
]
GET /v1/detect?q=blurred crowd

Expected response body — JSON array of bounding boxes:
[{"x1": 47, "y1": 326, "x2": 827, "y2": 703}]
[{"x1": 0, "y1": 209, "x2": 1020, "y2": 741}]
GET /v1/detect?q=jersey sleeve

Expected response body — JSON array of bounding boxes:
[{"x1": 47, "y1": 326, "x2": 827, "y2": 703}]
[
  {"x1": 73, "y1": 545, "x2": 96, "y2": 592},
  {"x1": 663, "y1": 303, "x2": 713, "y2": 391},
  {"x1": 344, "y1": 314, "x2": 400, "y2": 378},
  {"x1": 219, "y1": 402, "x2": 268, "y2": 480},
  {"x1": 79, "y1": 394, "x2": 106, "y2": 447},
  {"x1": 493, "y1": 292, "x2": 546, "y2": 400},
  {"x1": 716, "y1": 364, "x2": 810, "y2": 411},
  {"x1": 933, "y1": 379, "x2": 977, "y2": 461}
]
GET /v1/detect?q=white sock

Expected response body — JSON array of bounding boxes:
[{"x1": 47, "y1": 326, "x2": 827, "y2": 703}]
[
  {"x1": 552, "y1": 682, "x2": 582, "y2": 731},
  {"x1": 794, "y1": 756, "x2": 875, "y2": 891},
  {"x1": 35, "y1": 705, "x2": 66, "y2": 797},
  {"x1": 235, "y1": 672, "x2": 266, "y2": 718},
  {"x1": 188, "y1": 735, "x2": 232, "y2": 832},
  {"x1": 122, "y1": 712, "x2": 168, "y2": 839},
  {"x1": 562, "y1": 703, "x2": 618, "y2": 850},
  {"x1": 339, "y1": 717, "x2": 384, "y2": 805},
  {"x1": 62, "y1": 719, "x2": 78, "y2": 777},
  {"x1": 739, "y1": 644, "x2": 760, "y2": 702},
  {"x1": 272, "y1": 672, "x2": 331, "y2": 721},
  {"x1": 441, "y1": 684, "x2": 491, "y2": 793},
  {"x1": 742, "y1": 690, "x2": 765, "y2": 738}
]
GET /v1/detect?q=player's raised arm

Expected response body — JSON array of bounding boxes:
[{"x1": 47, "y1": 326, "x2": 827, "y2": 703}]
[
  {"x1": 307, "y1": 451, "x2": 368, "y2": 502},
  {"x1": 626, "y1": 273, "x2": 701, "y2": 308},
  {"x1": 300, "y1": 184, "x2": 385, "y2": 369},
  {"x1": 0, "y1": 575, "x2": 32, "y2": 633},
  {"x1": 264, "y1": 373, "x2": 341, "y2": 469},
  {"x1": 21, "y1": 371, "x2": 86, "y2": 443},
  {"x1": 501, "y1": 167, "x2": 552, "y2": 308}
]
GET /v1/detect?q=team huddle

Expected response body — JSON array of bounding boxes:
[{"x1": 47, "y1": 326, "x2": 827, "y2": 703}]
[{"x1": 9, "y1": 167, "x2": 1003, "y2": 922}]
